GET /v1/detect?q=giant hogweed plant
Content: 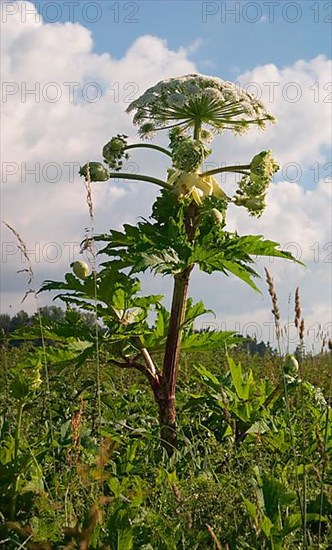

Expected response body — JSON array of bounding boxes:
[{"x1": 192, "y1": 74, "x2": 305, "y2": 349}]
[{"x1": 42, "y1": 74, "x2": 298, "y2": 455}]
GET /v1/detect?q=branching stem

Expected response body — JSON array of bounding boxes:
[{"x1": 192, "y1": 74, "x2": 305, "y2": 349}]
[
  {"x1": 201, "y1": 164, "x2": 251, "y2": 177},
  {"x1": 108, "y1": 172, "x2": 172, "y2": 190},
  {"x1": 125, "y1": 143, "x2": 172, "y2": 158}
]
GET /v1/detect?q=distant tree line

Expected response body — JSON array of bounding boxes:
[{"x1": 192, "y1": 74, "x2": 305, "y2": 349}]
[
  {"x1": 0, "y1": 306, "x2": 97, "y2": 345},
  {"x1": 0, "y1": 307, "x2": 278, "y2": 356}
]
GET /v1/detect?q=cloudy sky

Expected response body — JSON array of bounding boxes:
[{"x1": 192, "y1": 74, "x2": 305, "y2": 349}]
[{"x1": 1, "y1": 0, "x2": 331, "y2": 352}]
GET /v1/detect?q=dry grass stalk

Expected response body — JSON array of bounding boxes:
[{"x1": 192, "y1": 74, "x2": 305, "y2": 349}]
[
  {"x1": 71, "y1": 400, "x2": 85, "y2": 447},
  {"x1": 320, "y1": 336, "x2": 326, "y2": 354},
  {"x1": 264, "y1": 268, "x2": 281, "y2": 340},
  {"x1": 294, "y1": 288, "x2": 305, "y2": 350},
  {"x1": 206, "y1": 524, "x2": 223, "y2": 550},
  {"x1": 299, "y1": 318, "x2": 305, "y2": 343},
  {"x1": 83, "y1": 162, "x2": 94, "y2": 222},
  {"x1": 66, "y1": 400, "x2": 85, "y2": 465},
  {"x1": 294, "y1": 287, "x2": 301, "y2": 328},
  {"x1": 171, "y1": 483, "x2": 182, "y2": 504},
  {"x1": 3, "y1": 222, "x2": 35, "y2": 302}
]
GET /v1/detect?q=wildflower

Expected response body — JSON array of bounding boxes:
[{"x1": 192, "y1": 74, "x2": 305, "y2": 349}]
[
  {"x1": 127, "y1": 73, "x2": 276, "y2": 138},
  {"x1": 233, "y1": 195, "x2": 266, "y2": 216},
  {"x1": 168, "y1": 169, "x2": 228, "y2": 205},
  {"x1": 251, "y1": 150, "x2": 279, "y2": 183},
  {"x1": 200, "y1": 129, "x2": 213, "y2": 143},
  {"x1": 31, "y1": 363, "x2": 42, "y2": 391}
]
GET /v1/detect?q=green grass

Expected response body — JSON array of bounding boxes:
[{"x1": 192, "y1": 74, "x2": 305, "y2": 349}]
[{"x1": 0, "y1": 343, "x2": 331, "y2": 549}]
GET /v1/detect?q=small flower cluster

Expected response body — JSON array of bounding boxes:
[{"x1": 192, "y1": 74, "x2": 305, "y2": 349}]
[
  {"x1": 30, "y1": 361, "x2": 42, "y2": 391},
  {"x1": 233, "y1": 150, "x2": 279, "y2": 217},
  {"x1": 103, "y1": 134, "x2": 129, "y2": 171},
  {"x1": 127, "y1": 74, "x2": 276, "y2": 138},
  {"x1": 169, "y1": 128, "x2": 211, "y2": 172},
  {"x1": 251, "y1": 149, "x2": 280, "y2": 182}
]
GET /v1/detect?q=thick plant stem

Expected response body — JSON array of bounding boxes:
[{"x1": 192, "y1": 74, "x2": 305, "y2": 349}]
[
  {"x1": 158, "y1": 396, "x2": 177, "y2": 457},
  {"x1": 160, "y1": 266, "x2": 192, "y2": 455},
  {"x1": 163, "y1": 268, "x2": 192, "y2": 395},
  {"x1": 158, "y1": 124, "x2": 200, "y2": 456},
  {"x1": 160, "y1": 201, "x2": 198, "y2": 455}
]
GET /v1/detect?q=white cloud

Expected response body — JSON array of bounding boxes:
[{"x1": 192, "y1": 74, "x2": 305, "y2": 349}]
[
  {"x1": 210, "y1": 54, "x2": 332, "y2": 170},
  {"x1": 0, "y1": 1, "x2": 197, "y2": 312},
  {"x1": 226, "y1": 179, "x2": 332, "y2": 262},
  {"x1": 1, "y1": 2, "x2": 331, "y2": 352}
]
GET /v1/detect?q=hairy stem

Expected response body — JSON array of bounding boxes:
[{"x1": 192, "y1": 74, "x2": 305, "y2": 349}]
[
  {"x1": 162, "y1": 266, "x2": 193, "y2": 399},
  {"x1": 194, "y1": 121, "x2": 201, "y2": 141},
  {"x1": 159, "y1": 267, "x2": 192, "y2": 455},
  {"x1": 124, "y1": 143, "x2": 172, "y2": 158},
  {"x1": 200, "y1": 164, "x2": 251, "y2": 177},
  {"x1": 108, "y1": 172, "x2": 172, "y2": 190},
  {"x1": 159, "y1": 198, "x2": 198, "y2": 454}
]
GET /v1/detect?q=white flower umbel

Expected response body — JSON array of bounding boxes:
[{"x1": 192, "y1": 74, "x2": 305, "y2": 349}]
[{"x1": 127, "y1": 74, "x2": 276, "y2": 138}]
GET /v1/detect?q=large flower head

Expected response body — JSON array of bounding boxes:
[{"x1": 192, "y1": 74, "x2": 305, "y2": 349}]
[{"x1": 126, "y1": 74, "x2": 276, "y2": 138}]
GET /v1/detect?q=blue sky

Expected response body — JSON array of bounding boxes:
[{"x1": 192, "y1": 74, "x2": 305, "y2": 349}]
[
  {"x1": 26, "y1": 0, "x2": 331, "y2": 192},
  {"x1": 30, "y1": 0, "x2": 331, "y2": 75}
]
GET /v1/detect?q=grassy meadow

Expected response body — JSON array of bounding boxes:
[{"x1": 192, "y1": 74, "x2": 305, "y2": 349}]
[{"x1": 0, "y1": 310, "x2": 331, "y2": 549}]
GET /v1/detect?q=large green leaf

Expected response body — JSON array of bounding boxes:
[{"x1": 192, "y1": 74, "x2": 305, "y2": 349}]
[
  {"x1": 189, "y1": 232, "x2": 303, "y2": 290},
  {"x1": 183, "y1": 299, "x2": 214, "y2": 330},
  {"x1": 227, "y1": 356, "x2": 255, "y2": 400},
  {"x1": 181, "y1": 330, "x2": 237, "y2": 352}
]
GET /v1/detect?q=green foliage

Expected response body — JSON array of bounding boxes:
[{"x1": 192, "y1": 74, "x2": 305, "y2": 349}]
[
  {"x1": 243, "y1": 468, "x2": 328, "y2": 549},
  {"x1": 94, "y1": 190, "x2": 300, "y2": 295},
  {"x1": 0, "y1": 344, "x2": 331, "y2": 548}
]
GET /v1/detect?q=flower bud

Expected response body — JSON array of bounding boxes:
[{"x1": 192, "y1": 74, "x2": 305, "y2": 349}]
[
  {"x1": 79, "y1": 162, "x2": 109, "y2": 182},
  {"x1": 72, "y1": 260, "x2": 90, "y2": 280},
  {"x1": 211, "y1": 208, "x2": 224, "y2": 223},
  {"x1": 284, "y1": 354, "x2": 299, "y2": 376},
  {"x1": 171, "y1": 138, "x2": 210, "y2": 172}
]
